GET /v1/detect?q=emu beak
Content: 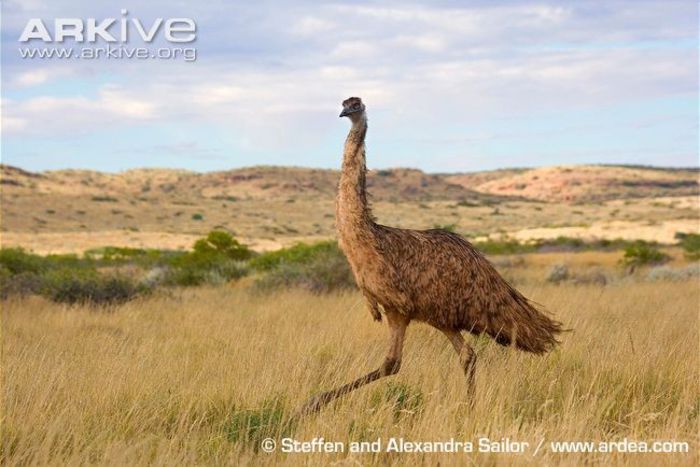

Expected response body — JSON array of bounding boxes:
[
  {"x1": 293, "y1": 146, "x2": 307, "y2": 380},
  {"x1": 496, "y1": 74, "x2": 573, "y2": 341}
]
[{"x1": 339, "y1": 108, "x2": 350, "y2": 117}]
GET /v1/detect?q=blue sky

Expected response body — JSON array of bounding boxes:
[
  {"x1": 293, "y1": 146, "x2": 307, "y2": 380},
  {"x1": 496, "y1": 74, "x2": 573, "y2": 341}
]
[{"x1": 1, "y1": 0, "x2": 697, "y2": 173}]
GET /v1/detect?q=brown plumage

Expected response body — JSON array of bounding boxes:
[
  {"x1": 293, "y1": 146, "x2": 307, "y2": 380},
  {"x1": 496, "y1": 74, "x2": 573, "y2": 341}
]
[{"x1": 299, "y1": 97, "x2": 563, "y2": 415}]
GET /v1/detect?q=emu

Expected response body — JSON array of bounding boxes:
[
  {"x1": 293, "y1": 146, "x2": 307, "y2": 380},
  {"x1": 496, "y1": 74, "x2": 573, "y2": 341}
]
[{"x1": 299, "y1": 97, "x2": 563, "y2": 414}]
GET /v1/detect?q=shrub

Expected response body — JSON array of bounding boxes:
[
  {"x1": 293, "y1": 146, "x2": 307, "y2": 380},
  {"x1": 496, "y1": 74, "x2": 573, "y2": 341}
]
[
  {"x1": 86, "y1": 246, "x2": 147, "y2": 262},
  {"x1": 646, "y1": 264, "x2": 700, "y2": 282},
  {"x1": 164, "y1": 260, "x2": 248, "y2": 287},
  {"x1": 474, "y1": 239, "x2": 537, "y2": 255},
  {"x1": 249, "y1": 241, "x2": 337, "y2": 272},
  {"x1": 0, "y1": 248, "x2": 46, "y2": 275},
  {"x1": 0, "y1": 248, "x2": 96, "y2": 277},
  {"x1": 490, "y1": 256, "x2": 526, "y2": 268},
  {"x1": 91, "y1": 195, "x2": 118, "y2": 202},
  {"x1": 86, "y1": 247, "x2": 186, "y2": 269},
  {"x1": 42, "y1": 270, "x2": 146, "y2": 305},
  {"x1": 621, "y1": 241, "x2": 669, "y2": 268},
  {"x1": 0, "y1": 271, "x2": 44, "y2": 299},
  {"x1": 43, "y1": 253, "x2": 90, "y2": 271},
  {"x1": 536, "y1": 236, "x2": 586, "y2": 253},
  {"x1": 433, "y1": 224, "x2": 457, "y2": 232},
  {"x1": 675, "y1": 232, "x2": 700, "y2": 260},
  {"x1": 163, "y1": 266, "x2": 209, "y2": 287},
  {"x1": 163, "y1": 266, "x2": 207, "y2": 287},
  {"x1": 546, "y1": 264, "x2": 569, "y2": 283},
  {"x1": 472, "y1": 237, "x2": 648, "y2": 256},
  {"x1": 140, "y1": 267, "x2": 168, "y2": 288},
  {"x1": 254, "y1": 243, "x2": 355, "y2": 293},
  {"x1": 193, "y1": 230, "x2": 253, "y2": 261},
  {"x1": 571, "y1": 269, "x2": 609, "y2": 286},
  {"x1": 163, "y1": 231, "x2": 251, "y2": 286},
  {"x1": 192, "y1": 213, "x2": 204, "y2": 221}
]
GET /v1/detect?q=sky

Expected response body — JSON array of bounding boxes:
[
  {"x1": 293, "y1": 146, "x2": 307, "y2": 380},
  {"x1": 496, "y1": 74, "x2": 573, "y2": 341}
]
[{"x1": 1, "y1": 0, "x2": 698, "y2": 173}]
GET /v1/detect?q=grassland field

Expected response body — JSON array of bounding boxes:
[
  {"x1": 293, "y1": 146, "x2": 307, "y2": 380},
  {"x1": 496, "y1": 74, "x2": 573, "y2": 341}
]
[
  {"x1": 2, "y1": 249, "x2": 698, "y2": 466},
  {"x1": 2, "y1": 164, "x2": 698, "y2": 465}
]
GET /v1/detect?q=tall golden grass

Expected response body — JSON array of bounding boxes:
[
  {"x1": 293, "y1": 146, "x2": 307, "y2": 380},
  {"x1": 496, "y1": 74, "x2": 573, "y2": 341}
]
[{"x1": 2, "y1": 273, "x2": 698, "y2": 465}]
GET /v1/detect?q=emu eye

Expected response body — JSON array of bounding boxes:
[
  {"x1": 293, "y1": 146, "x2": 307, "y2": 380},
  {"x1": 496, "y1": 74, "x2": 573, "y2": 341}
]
[{"x1": 353, "y1": 103, "x2": 360, "y2": 109}]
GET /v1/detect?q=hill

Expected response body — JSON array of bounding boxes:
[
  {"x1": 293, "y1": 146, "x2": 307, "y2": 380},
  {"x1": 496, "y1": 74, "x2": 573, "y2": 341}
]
[
  {"x1": 1, "y1": 164, "x2": 697, "y2": 254},
  {"x1": 446, "y1": 165, "x2": 698, "y2": 203}
]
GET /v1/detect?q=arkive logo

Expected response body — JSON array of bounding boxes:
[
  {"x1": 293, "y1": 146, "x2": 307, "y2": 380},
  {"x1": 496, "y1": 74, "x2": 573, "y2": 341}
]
[{"x1": 18, "y1": 9, "x2": 196, "y2": 43}]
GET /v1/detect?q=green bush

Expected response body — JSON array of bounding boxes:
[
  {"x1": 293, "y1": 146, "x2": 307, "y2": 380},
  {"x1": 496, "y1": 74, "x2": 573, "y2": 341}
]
[
  {"x1": 164, "y1": 231, "x2": 251, "y2": 286},
  {"x1": 41, "y1": 269, "x2": 147, "y2": 305},
  {"x1": 0, "y1": 248, "x2": 96, "y2": 276},
  {"x1": 621, "y1": 241, "x2": 669, "y2": 268},
  {"x1": 91, "y1": 195, "x2": 118, "y2": 202},
  {"x1": 0, "y1": 270, "x2": 44, "y2": 299},
  {"x1": 0, "y1": 248, "x2": 46, "y2": 275},
  {"x1": 164, "y1": 260, "x2": 248, "y2": 287},
  {"x1": 433, "y1": 223, "x2": 457, "y2": 232},
  {"x1": 676, "y1": 232, "x2": 700, "y2": 260},
  {"x1": 0, "y1": 247, "x2": 178, "y2": 302},
  {"x1": 162, "y1": 266, "x2": 208, "y2": 287},
  {"x1": 474, "y1": 239, "x2": 537, "y2": 255},
  {"x1": 254, "y1": 242, "x2": 355, "y2": 293},
  {"x1": 85, "y1": 246, "x2": 186, "y2": 269},
  {"x1": 193, "y1": 230, "x2": 253, "y2": 261},
  {"x1": 249, "y1": 241, "x2": 337, "y2": 272},
  {"x1": 472, "y1": 236, "x2": 654, "y2": 256},
  {"x1": 536, "y1": 236, "x2": 586, "y2": 252},
  {"x1": 86, "y1": 246, "x2": 147, "y2": 261}
]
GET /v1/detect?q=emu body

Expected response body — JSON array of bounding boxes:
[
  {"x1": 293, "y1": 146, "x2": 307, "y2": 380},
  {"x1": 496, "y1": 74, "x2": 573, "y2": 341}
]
[{"x1": 299, "y1": 97, "x2": 563, "y2": 415}]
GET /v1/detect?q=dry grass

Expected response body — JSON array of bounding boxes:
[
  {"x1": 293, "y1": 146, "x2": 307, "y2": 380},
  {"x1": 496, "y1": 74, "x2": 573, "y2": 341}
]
[
  {"x1": 3, "y1": 196, "x2": 697, "y2": 255},
  {"x1": 2, "y1": 270, "x2": 698, "y2": 465}
]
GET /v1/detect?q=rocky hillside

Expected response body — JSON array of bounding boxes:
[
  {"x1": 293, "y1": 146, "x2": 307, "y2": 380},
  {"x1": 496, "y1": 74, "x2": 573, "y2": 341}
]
[
  {"x1": 1, "y1": 164, "x2": 697, "y2": 254},
  {"x1": 2, "y1": 164, "x2": 697, "y2": 204},
  {"x1": 446, "y1": 165, "x2": 698, "y2": 203},
  {"x1": 1, "y1": 165, "x2": 503, "y2": 203}
]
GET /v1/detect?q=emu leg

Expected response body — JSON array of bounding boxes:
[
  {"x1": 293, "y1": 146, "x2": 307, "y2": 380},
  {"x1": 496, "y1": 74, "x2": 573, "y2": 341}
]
[
  {"x1": 441, "y1": 329, "x2": 476, "y2": 395},
  {"x1": 297, "y1": 310, "x2": 409, "y2": 416},
  {"x1": 365, "y1": 295, "x2": 382, "y2": 322}
]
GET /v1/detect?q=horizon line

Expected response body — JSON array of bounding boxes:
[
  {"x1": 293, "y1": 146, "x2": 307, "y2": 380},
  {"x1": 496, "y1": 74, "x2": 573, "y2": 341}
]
[{"x1": 2, "y1": 161, "x2": 698, "y2": 176}]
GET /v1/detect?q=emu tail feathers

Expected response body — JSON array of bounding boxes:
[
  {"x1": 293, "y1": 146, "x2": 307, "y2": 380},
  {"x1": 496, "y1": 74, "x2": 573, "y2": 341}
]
[{"x1": 481, "y1": 287, "x2": 563, "y2": 354}]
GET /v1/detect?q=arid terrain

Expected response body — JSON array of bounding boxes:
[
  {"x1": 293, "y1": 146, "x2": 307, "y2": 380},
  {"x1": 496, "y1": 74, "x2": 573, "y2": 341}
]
[
  {"x1": 1, "y1": 164, "x2": 698, "y2": 254},
  {"x1": 2, "y1": 163, "x2": 699, "y2": 465},
  {"x1": 4, "y1": 261, "x2": 698, "y2": 465}
]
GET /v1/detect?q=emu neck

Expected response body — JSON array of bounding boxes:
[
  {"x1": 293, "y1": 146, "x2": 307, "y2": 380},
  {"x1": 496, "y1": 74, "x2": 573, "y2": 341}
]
[{"x1": 336, "y1": 115, "x2": 374, "y2": 242}]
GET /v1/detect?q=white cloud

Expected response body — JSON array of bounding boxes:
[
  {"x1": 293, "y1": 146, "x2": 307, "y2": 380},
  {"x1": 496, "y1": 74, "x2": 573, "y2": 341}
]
[
  {"x1": 292, "y1": 16, "x2": 335, "y2": 36},
  {"x1": 3, "y1": 85, "x2": 156, "y2": 136},
  {"x1": 14, "y1": 70, "x2": 51, "y2": 87},
  {"x1": 330, "y1": 40, "x2": 378, "y2": 59},
  {"x1": 99, "y1": 86, "x2": 157, "y2": 119},
  {"x1": 393, "y1": 34, "x2": 446, "y2": 52},
  {"x1": 192, "y1": 85, "x2": 246, "y2": 105},
  {"x1": 10, "y1": 66, "x2": 77, "y2": 88}
]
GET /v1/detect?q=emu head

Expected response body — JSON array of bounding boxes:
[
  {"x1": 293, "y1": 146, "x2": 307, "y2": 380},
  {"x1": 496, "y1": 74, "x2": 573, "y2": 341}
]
[{"x1": 339, "y1": 97, "x2": 365, "y2": 122}]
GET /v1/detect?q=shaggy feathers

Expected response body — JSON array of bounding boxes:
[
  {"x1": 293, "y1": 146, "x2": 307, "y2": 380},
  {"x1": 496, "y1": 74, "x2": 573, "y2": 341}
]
[{"x1": 336, "y1": 99, "x2": 562, "y2": 354}]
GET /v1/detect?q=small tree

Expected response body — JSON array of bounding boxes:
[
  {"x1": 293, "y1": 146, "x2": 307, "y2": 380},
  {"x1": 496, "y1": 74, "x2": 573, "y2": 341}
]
[
  {"x1": 193, "y1": 230, "x2": 253, "y2": 261},
  {"x1": 675, "y1": 232, "x2": 700, "y2": 260},
  {"x1": 621, "y1": 241, "x2": 669, "y2": 268}
]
